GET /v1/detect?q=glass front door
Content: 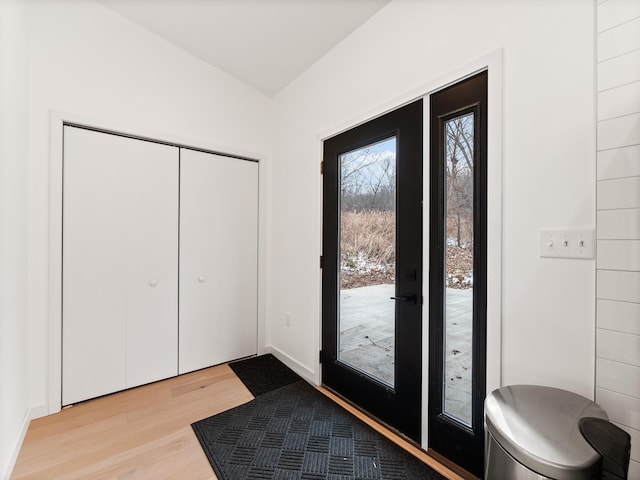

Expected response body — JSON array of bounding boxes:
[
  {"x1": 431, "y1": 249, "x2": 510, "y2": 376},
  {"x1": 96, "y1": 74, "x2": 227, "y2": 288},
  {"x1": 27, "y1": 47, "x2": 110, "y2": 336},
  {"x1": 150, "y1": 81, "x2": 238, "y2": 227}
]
[{"x1": 322, "y1": 99, "x2": 423, "y2": 441}]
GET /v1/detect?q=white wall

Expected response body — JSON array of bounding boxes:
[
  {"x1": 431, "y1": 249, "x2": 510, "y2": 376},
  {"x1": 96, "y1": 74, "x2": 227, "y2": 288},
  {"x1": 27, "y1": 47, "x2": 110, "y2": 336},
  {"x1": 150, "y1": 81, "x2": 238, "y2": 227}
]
[
  {"x1": 595, "y1": 0, "x2": 640, "y2": 477},
  {"x1": 0, "y1": 0, "x2": 30, "y2": 477},
  {"x1": 25, "y1": 0, "x2": 272, "y2": 414},
  {"x1": 269, "y1": 0, "x2": 596, "y2": 403}
]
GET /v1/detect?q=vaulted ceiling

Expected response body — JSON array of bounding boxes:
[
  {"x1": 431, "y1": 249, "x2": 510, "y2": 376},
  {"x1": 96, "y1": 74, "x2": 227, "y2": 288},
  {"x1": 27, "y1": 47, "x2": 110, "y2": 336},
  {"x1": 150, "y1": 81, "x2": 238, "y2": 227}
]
[{"x1": 96, "y1": 0, "x2": 390, "y2": 97}]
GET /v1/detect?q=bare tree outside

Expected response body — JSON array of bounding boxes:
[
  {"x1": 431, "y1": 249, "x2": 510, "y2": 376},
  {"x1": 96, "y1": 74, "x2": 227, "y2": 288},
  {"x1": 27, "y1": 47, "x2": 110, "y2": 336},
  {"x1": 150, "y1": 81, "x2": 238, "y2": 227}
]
[
  {"x1": 339, "y1": 138, "x2": 396, "y2": 289},
  {"x1": 445, "y1": 113, "x2": 474, "y2": 289},
  {"x1": 341, "y1": 145, "x2": 396, "y2": 212},
  {"x1": 338, "y1": 118, "x2": 474, "y2": 291}
]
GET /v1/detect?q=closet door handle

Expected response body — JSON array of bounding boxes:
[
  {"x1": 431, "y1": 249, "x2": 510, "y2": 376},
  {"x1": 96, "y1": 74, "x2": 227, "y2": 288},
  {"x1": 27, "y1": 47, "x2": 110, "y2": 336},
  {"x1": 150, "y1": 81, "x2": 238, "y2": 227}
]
[
  {"x1": 198, "y1": 275, "x2": 206, "y2": 283},
  {"x1": 149, "y1": 279, "x2": 158, "y2": 287}
]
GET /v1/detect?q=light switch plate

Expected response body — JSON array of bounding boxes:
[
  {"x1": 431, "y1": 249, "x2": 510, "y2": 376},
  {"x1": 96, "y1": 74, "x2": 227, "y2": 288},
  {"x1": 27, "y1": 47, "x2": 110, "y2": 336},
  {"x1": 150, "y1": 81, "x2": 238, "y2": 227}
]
[{"x1": 540, "y1": 229, "x2": 595, "y2": 259}]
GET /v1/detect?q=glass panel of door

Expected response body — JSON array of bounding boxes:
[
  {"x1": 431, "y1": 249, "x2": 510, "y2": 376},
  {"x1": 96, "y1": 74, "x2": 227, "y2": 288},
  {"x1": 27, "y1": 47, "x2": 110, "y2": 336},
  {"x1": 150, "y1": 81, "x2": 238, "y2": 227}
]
[
  {"x1": 443, "y1": 113, "x2": 474, "y2": 427},
  {"x1": 338, "y1": 136, "x2": 396, "y2": 388}
]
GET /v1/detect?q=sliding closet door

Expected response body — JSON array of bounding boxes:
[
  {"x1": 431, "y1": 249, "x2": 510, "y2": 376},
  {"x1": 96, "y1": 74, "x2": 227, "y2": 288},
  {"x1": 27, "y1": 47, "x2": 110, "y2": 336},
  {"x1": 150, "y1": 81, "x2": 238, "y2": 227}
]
[
  {"x1": 179, "y1": 149, "x2": 258, "y2": 374},
  {"x1": 63, "y1": 126, "x2": 178, "y2": 405}
]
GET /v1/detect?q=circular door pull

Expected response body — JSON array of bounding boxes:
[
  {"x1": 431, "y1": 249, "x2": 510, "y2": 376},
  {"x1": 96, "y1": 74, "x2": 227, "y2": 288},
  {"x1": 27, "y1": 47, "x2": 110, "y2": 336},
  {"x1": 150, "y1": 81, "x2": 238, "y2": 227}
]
[
  {"x1": 149, "y1": 279, "x2": 158, "y2": 287},
  {"x1": 198, "y1": 275, "x2": 206, "y2": 283}
]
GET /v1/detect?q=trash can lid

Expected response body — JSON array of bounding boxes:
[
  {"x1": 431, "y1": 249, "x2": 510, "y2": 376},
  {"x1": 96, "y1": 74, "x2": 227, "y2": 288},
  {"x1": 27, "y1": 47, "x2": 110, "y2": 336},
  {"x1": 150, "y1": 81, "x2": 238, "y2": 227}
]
[{"x1": 485, "y1": 385, "x2": 608, "y2": 480}]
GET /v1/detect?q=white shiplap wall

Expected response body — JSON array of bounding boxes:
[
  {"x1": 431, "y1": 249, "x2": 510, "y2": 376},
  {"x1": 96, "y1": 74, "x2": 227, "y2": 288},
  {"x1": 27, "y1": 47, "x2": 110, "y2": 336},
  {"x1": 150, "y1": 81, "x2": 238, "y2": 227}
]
[{"x1": 596, "y1": 0, "x2": 640, "y2": 478}]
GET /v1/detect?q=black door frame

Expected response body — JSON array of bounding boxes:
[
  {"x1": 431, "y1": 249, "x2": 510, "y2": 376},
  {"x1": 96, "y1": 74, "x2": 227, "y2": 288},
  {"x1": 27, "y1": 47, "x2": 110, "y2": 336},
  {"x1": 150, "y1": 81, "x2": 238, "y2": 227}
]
[
  {"x1": 321, "y1": 99, "x2": 423, "y2": 442},
  {"x1": 428, "y1": 71, "x2": 488, "y2": 477}
]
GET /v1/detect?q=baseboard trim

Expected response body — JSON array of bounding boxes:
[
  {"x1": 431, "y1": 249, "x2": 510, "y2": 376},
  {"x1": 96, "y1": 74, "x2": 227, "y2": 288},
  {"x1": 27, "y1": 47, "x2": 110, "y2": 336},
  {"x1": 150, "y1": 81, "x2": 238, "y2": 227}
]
[
  {"x1": 263, "y1": 345, "x2": 316, "y2": 384},
  {"x1": 1, "y1": 408, "x2": 31, "y2": 480},
  {"x1": 29, "y1": 403, "x2": 48, "y2": 420}
]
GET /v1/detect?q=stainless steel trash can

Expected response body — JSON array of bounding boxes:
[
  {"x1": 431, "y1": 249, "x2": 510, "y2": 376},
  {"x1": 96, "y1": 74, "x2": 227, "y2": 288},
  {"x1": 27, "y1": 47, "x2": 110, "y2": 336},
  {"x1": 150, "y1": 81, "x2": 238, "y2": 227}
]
[{"x1": 485, "y1": 385, "x2": 608, "y2": 480}]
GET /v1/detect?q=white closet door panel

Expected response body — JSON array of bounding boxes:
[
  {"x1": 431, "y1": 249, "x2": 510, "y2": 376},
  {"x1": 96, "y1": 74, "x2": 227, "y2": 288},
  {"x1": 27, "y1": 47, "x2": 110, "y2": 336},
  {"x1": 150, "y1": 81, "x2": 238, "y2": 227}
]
[
  {"x1": 179, "y1": 149, "x2": 258, "y2": 374},
  {"x1": 179, "y1": 149, "x2": 224, "y2": 374},
  {"x1": 63, "y1": 126, "x2": 179, "y2": 405},
  {"x1": 124, "y1": 139, "x2": 179, "y2": 388},
  {"x1": 63, "y1": 127, "x2": 128, "y2": 405},
  {"x1": 219, "y1": 157, "x2": 259, "y2": 361}
]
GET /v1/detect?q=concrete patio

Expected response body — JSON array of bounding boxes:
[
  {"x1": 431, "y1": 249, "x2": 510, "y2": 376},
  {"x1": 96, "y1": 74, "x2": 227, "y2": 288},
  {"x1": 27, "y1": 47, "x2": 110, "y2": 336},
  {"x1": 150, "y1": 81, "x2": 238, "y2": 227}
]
[{"x1": 339, "y1": 283, "x2": 473, "y2": 425}]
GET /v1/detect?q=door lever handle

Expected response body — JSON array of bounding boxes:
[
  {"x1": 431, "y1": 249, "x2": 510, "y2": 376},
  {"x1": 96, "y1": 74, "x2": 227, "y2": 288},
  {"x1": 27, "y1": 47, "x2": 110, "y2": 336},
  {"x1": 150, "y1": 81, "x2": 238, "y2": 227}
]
[{"x1": 390, "y1": 294, "x2": 416, "y2": 304}]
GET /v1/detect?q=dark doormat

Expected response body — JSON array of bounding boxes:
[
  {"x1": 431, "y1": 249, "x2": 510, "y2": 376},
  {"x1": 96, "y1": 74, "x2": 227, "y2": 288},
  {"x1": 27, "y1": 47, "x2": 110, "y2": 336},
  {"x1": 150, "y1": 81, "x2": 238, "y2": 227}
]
[
  {"x1": 192, "y1": 380, "x2": 446, "y2": 480},
  {"x1": 229, "y1": 354, "x2": 301, "y2": 397}
]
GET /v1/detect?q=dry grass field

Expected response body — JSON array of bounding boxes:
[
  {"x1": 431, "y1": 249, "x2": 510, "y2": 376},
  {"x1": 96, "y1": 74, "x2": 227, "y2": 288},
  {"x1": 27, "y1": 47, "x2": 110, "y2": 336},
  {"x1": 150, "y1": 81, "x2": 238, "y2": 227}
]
[
  {"x1": 340, "y1": 210, "x2": 473, "y2": 289},
  {"x1": 340, "y1": 210, "x2": 395, "y2": 289}
]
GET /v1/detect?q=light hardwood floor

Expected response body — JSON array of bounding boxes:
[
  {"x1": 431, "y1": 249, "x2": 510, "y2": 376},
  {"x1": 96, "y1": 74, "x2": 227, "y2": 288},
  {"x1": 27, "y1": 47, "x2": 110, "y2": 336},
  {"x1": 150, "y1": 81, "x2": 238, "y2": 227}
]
[{"x1": 11, "y1": 363, "x2": 464, "y2": 480}]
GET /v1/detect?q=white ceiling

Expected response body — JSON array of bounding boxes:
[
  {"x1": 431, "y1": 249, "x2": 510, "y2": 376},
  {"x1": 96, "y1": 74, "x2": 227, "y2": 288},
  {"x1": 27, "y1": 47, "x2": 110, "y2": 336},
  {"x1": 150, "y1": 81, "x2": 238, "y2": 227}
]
[{"x1": 96, "y1": 0, "x2": 390, "y2": 97}]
